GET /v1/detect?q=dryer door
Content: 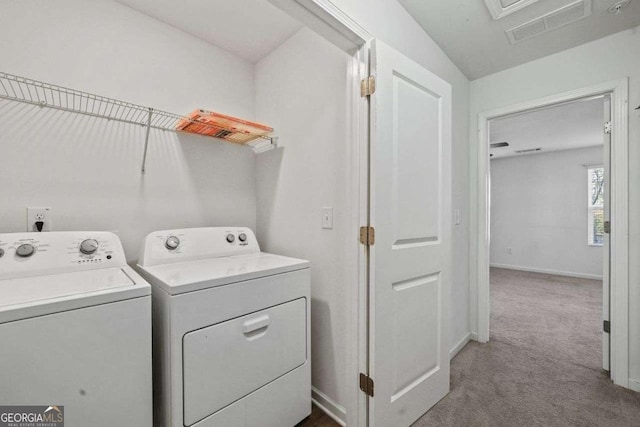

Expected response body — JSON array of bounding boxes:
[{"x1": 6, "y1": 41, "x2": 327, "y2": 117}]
[{"x1": 182, "y1": 297, "x2": 307, "y2": 426}]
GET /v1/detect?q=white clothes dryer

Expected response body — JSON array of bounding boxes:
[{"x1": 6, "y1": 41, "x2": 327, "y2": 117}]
[{"x1": 137, "y1": 227, "x2": 311, "y2": 427}]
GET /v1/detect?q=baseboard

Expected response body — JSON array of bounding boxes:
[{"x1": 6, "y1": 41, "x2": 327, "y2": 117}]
[
  {"x1": 628, "y1": 379, "x2": 640, "y2": 393},
  {"x1": 311, "y1": 386, "x2": 347, "y2": 426},
  {"x1": 450, "y1": 332, "x2": 471, "y2": 360},
  {"x1": 470, "y1": 332, "x2": 479, "y2": 341},
  {"x1": 490, "y1": 263, "x2": 603, "y2": 280}
]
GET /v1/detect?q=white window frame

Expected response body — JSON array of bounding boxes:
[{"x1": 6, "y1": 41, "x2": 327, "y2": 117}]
[{"x1": 587, "y1": 165, "x2": 604, "y2": 247}]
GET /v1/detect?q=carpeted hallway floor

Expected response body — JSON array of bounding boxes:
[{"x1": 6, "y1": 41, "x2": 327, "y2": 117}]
[{"x1": 412, "y1": 267, "x2": 640, "y2": 426}]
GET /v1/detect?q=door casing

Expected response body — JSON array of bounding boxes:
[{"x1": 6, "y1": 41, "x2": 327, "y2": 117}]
[
  {"x1": 472, "y1": 79, "x2": 630, "y2": 387},
  {"x1": 267, "y1": 1, "x2": 371, "y2": 425}
]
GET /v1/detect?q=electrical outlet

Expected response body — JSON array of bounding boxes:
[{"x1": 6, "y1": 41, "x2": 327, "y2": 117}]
[
  {"x1": 321, "y1": 207, "x2": 333, "y2": 229},
  {"x1": 27, "y1": 207, "x2": 52, "y2": 232}
]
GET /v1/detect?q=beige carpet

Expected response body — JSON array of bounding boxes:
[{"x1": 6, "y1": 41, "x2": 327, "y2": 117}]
[{"x1": 412, "y1": 267, "x2": 640, "y2": 427}]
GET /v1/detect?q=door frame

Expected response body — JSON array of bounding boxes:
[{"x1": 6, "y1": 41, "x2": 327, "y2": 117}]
[
  {"x1": 473, "y1": 79, "x2": 629, "y2": 387},
  {"x1": 267, "y1": 1, "x2": 372, "y2": 425}
]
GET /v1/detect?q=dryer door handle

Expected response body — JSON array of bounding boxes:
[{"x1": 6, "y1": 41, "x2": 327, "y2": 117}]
[{"x1": 242, "y1": 315, "x2": 271, "y2": 335}]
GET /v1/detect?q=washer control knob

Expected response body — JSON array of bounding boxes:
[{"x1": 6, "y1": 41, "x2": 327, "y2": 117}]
[
  {"x1": 0, "y1": 248, "x2": 5, "y2": 258},
  {"x1": 80, "y1": 239, "x2": 99, "y2": 255},
  {"x1": 165, "y1": 236, "x2": 180, "y2": 250},
  {"x1": 238, "y1": 233, "x2": 247, "y2": 242},
  {"x1": 16, "y1": 243, "x2": 36, "y2": 258},
  {"x1": 226, "y1": 234, "x2": 235, "y2": 243}
]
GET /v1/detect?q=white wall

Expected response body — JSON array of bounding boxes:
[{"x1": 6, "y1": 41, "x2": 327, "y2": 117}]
[
  {"x1": 490, "y1": 147, "x2": 603, "y2": 279},
  {"x1": 332, "y1": 0, "x2": 472, "y2": 357},
  {"x1": 0, "y1": 0, "x2": 474, "y2": 421},
  {"x1": 470, "y1": 27, "x2": 640, "y2": 384},
  {"x1": 254, "y1": 27, "x2": 352, "y2": 421},
  {"x1": 255, "y1": 0, "x2": 474, "y2": 419},
  {"x1": 0, "y1": 0, "x2": 257, "y2": 260}
]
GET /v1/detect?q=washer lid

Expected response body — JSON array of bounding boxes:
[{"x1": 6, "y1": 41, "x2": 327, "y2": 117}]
[
  {"x1": 138, "y1": 252, "x2": 309, "y2": 295},
  {"x1": 0, "y1": 267, "x2": 150, "y2": 324}
]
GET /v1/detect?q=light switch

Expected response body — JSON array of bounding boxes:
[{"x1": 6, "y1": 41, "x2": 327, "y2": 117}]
[{"x1": 321, "y1": 207, "x2": 333, "y2": 229}]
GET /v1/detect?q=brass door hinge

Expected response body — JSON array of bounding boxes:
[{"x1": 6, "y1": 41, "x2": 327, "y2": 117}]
[
  {"x1": 359, "y1": 226, "x2": 375, "y2": 246},
  {"x1": 359, "y1": 373, "x2": 374, "y2": 397},
  {"x1": 361, "y1": 76, "x2": 376, "y2": 97},
  {"x1": 604, "y1": 221, "x2": 611, "y2": 234}
]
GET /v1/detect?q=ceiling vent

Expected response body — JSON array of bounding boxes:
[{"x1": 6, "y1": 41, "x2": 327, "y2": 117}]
[
  {"x1": 506, "y1": 0, "x2": 592, "y2": 44},
  {"x1": 484, "y1": 0, "x2": 542, "y2": 20},
  {"x1": 515, "y1": 147, "x2": 542, "y2": 153}
]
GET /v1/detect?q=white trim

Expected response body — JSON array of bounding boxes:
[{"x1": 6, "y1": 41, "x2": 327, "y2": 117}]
[
  {"x1": 267, "y1": 1, "x2": 371, "y2": 423},
  {"x1": 450, "y1": 333, "x2": 472, "y2": 360},
  {"x1": 268, "y1": 0, "x2": 371, "y2": 53},
  {"x1": 312, "y1": 387, "x2": 347, "y2": 426},
  {"x1": 628, "y1": 379, "x2": 640, "y2": 393},
  {"x1": 609, "y1": 79, "x2": 629, "y2": 387},
  {"x1": 470, "y1": 332, "x2": 479, "y2": 341},
  {"x1": 483, "y1": 0, "x2": 542, "y2": 20},
  {"x1": 474, "y1": 78, "x2": 629, "y2": 387},
  {"x1": 352, "y1": 41, "x2": 371, "y2": 427},
  {"x1": 490, "y1": 264, "x2": 603, "y2": 280},
  {"x1": 295, "y1": 0, "x2": 371, "y2": 44}
]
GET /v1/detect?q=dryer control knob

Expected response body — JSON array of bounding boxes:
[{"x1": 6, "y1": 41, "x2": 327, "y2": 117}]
[
  {"x1": 165, "y1": 236, "x2": 180, "y2": 250},
  {"x1": 238, "y1": 233, "x2": 247, "y2": 242},
  {"x1": 16, "y1": 243, "x2": 36, "y2": 258},
  {"x1": 0, "y1": 248, "x2": 5, "y2": 258},
  {"x1": 226, "y1": 234, "x2": 235, "y2": 243},
  {"x1": 80, "y1": 239, "x2": 99, "y2": 255}
]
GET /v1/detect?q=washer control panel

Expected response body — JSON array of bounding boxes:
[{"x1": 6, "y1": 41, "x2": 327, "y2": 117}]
[
  {"x1": 138, "y1": 227, "x2": 259, "y2": 267},
  {"x1": 0, "y1": 231, "x2": 127, "y2": 280}
]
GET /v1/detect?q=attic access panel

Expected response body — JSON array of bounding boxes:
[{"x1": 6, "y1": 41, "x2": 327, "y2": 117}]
[{"x1": 484, "y1": 0, "x2": 542, "y2": 20}]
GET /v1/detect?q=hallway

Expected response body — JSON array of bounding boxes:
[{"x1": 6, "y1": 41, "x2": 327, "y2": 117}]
[{"x1": 413, "y1": 268, "x2": 640, "y2": 426}]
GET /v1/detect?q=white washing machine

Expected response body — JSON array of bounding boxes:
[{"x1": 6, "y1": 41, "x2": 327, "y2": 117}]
[
  {"x1": 136, "y1": 227, "x2": 311, "y2": 427},
  {"x1": 0, "y1": 231, "x2": 153, "y2": 426}
]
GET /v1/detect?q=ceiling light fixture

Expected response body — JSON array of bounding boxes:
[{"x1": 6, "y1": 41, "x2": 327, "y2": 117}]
[{"x1": 609, "y1": 0, "x2": 630, "y2": 15}]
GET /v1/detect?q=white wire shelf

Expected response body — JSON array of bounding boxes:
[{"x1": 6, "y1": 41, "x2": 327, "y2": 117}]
[{"x1": 0, "y1": 71, "x2": 277, "y2": 172}]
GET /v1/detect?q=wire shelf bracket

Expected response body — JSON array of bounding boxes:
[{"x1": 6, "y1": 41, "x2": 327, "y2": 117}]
[{"x1": 0, "y1": 71, "x2": 278, "y2": 173}]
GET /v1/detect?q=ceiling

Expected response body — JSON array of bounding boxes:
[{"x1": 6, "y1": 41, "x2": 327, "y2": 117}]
[
  {"x1": 489, "y1": 96, "x2": 604, "y2": 159},
  {"x1": 115, "y1": 0, "x2": 303, "y2": 63},
  {"x1": 398, "y1": 0, "x2": 640, "y2": 79}
]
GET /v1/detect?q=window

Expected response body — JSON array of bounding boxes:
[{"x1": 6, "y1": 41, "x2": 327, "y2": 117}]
[{"x1": 588, "y1": 166, "x2": 605, "y2": 246}]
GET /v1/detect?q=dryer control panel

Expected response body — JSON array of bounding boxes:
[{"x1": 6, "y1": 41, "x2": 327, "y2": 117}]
[
  {"x1": 0, "y1": 231, "x2": 127, "y2": 280},
  {"x1": 138, "y1": 227, "x2": 260, "y2": 267}
]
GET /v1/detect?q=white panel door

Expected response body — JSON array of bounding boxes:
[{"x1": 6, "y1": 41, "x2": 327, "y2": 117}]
[
  {"x1": 369, "y1": 39, "x2": 452, "y2": 427},
  {"x1": 602, "y1": 95, "x2": 611, "y2": 371}
]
